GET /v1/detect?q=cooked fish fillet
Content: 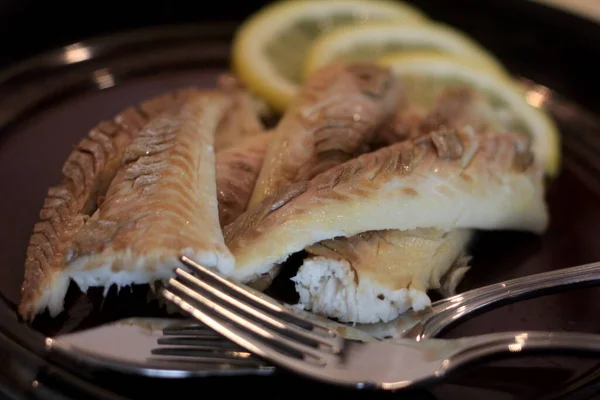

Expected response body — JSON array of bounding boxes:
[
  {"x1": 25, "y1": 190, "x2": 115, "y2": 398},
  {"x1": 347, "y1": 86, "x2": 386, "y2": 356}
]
[
  {"x1": 224, "y1": 128, "x2": 548, "y2": 284},
  {"x1": 214, "y1": 74, "x2": 265, "y2": 151},
  {"x1": 375, "y1": 87, "x2": 487, "y2": 147},
  {"x1": 213, "y1": 74, "x2": 268, "y2": 226},
  {"x1": 64, "y1": 92, "x2": 235, "y2": 295},
  {"x1": 216, "y1": 133, "x2": 271, "y2": 227},
  {"x1": 417, "y1": 87, "x2": 491, "y2": 135},
  {"x1": 296, "y1": 87, "x2": 490, "y2": 323},
  {"x1": 218, "y1": 73, "x2": 276, "y2": 123},
  {"x1": 247, "y1": 62, "x2": 400, "y2": 208},
  {"x1": 19, "y1": 88, "x2": 201, "y2": 320},
  {"x1": 294, "y1": 229, "x2": 473, "y2": 323}
]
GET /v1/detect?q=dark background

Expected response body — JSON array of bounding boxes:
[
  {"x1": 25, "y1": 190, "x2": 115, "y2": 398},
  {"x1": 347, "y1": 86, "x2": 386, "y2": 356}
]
[{"x1": 1, "y1": 0, "x2": 600, "y2": 115}]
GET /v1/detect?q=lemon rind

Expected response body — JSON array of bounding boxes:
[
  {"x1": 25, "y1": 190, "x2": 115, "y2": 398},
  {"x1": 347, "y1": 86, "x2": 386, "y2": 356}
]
[
  {"x1": 303, "y1": 21, "x2": 509, "y2": 79},
  {"x1": 232, "y1": 0, "x2": 428, "y2": 112}
]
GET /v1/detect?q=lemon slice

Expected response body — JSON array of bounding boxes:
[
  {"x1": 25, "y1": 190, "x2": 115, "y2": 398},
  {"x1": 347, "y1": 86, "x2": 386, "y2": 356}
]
[
  {"x1": 304, "y1": 22, "x2": 508, "y2": 79},
  {"x1": 232, "y1": 0, "x2": 428, "y2": 112},
  {"x1": 378, "y1": 52, "x2": 560, "y2": 177}
]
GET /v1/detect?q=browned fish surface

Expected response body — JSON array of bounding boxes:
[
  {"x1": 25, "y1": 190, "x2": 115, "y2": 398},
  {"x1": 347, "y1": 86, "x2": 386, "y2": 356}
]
[
  {"x1": 19, "y1": 88, "x2": 201, "y2": 320},
  {"x1": 247, "y1": 62, "x2": 400, "y2": 208},
  {"x1": 224, "y1": 129, "x2": 548, "y2": 283},
  {"x1": 213, "y1": 75, "x2": 268, "y2": 226},
  {"x1": 295, "y1": 229, "x2": 473, "y2": 323},
  {"x1": 65, "y1": 92, "x2": 234, "y2": 295},
  {"x1": 295, "y1": 87, "x2": 491, "y2": 322},
  {"x1": 216, "y1": 133, "x2": 271, "y2": 227},
  {"x1": 304, "y1": 229, "x2": 472, "y2": 290},
  {"x1": 374, "y1": 87, "x2": 488, "y2": 147},
  {"x1": 214, "y1": 74, "x2": 265, "y2": 151}
]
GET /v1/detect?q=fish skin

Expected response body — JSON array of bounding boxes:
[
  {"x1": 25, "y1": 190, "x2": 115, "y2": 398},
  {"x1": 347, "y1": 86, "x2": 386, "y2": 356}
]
[
  {"x1": 374, "y1": 87, "x2": 488, "y2": 148},
  {"x1": 216, "y1": 133, "x2": 271, "y2": 227},
  {"x1": 247, "y1": 62, "x2": 401, "y2": 209},
  {"x1": 66, "y1": 92, "x2": 235, "y2": 291},
  {"x1": 212, "y1": 74, "x2": 269, "y2": 227},
  {"x1": 224, "y1": 129, "x2": 548, "y2": 283},
  {"x1": 18, "y1": 88, "x2": 202, "y2": 320},
  {"x1": 214, "y1": 74, "x2": 265, "y2": 152},
  {"x1": 416, "y1": 87, "x2": 491, "y2": 136}
]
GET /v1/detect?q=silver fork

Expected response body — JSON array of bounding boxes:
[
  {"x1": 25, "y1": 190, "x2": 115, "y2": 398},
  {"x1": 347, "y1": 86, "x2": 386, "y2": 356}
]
[
  {"x1": 366, "y1": 259, "x2": 600, "y2": 340},
  {"x1": 159, "y1": 258, "x2": 600, "y2": 343},
  {"x1": 162, "y1": 256, "x2": 600, "y2": 390}
]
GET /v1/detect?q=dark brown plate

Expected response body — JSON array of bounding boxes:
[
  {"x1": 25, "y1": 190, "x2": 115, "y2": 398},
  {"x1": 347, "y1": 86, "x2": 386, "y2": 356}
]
[{"x1": 1, "y1": 1, "x2": 600, "y2": 399}]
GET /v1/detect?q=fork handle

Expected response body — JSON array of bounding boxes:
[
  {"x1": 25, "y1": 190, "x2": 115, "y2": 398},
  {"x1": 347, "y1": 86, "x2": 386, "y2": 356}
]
[
  {"x1": 448, "y1": 330, "x2": 600, "y2": 373},
  {"x1": 420, "y1": 261, "x2": 600, "y2": 339}
]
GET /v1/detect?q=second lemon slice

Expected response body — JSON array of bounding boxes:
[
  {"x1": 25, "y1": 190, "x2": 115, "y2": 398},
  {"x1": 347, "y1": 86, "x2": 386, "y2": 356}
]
[
  {"x1": 378, "y1": 52, "x2": 560, "y2": 177},
  {"x1": 304, "y1": 22, "x2": 508, "y2": 79},
  {"x1": 232, "y1": 0, "x2": 428, "y2": 113}
]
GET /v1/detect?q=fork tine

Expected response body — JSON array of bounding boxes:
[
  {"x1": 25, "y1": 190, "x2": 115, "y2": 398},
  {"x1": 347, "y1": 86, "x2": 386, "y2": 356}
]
[
  {"x1": 180, "y1": 256, "x2": 333, "y2": 335},
  {"x1": 150, "y1": 346, "x2": 266, "y2": 367},
  {"x1": 162, "y1": 325, "x2": 223, "y2": 339},
  {"x1": 163, "y1": 286, "x2": 267, "y2": 357},
  {"x1": 156, "y1": 336, "x2": 244, "y2": 350},
  {"x1": 166, "y1": 277, "x2": 334, "y2": 362},
  {"x1": 180, "y1": 256, "x2": 282, "y2": 312},
  {"x1": 164, "y1": 278, "x2": 337, "y2": 365},
  {"x1": 151, "y1": 347, "x2": 253, "y2": 360},
  {"x1": 153, "y1": 325, "x2": 268, "y2": 367},
  {"x1": 174, "y1": 267, "x2": 340, "y2": 349},
  {"x1": 150, "y1": 356, "x2": 265, "y2": 368}
]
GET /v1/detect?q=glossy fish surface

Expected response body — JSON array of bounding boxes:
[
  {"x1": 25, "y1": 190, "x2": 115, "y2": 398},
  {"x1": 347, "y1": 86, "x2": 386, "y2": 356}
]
[
  {"x1": 19, "y1": 88, "x2": 201, "y2": 320},
  {"x1": 224, "y1": 129, "x2": 548, "y2": 284},
  {"x1": 248, "y1": 62, "x2": 401, "y2": 208},
  {"x1": 216, "y1": 133, "x2": 271, "y2": 227},
  {"x1": 20, "y1": 91, "x2": 234, "y2": 320}
]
